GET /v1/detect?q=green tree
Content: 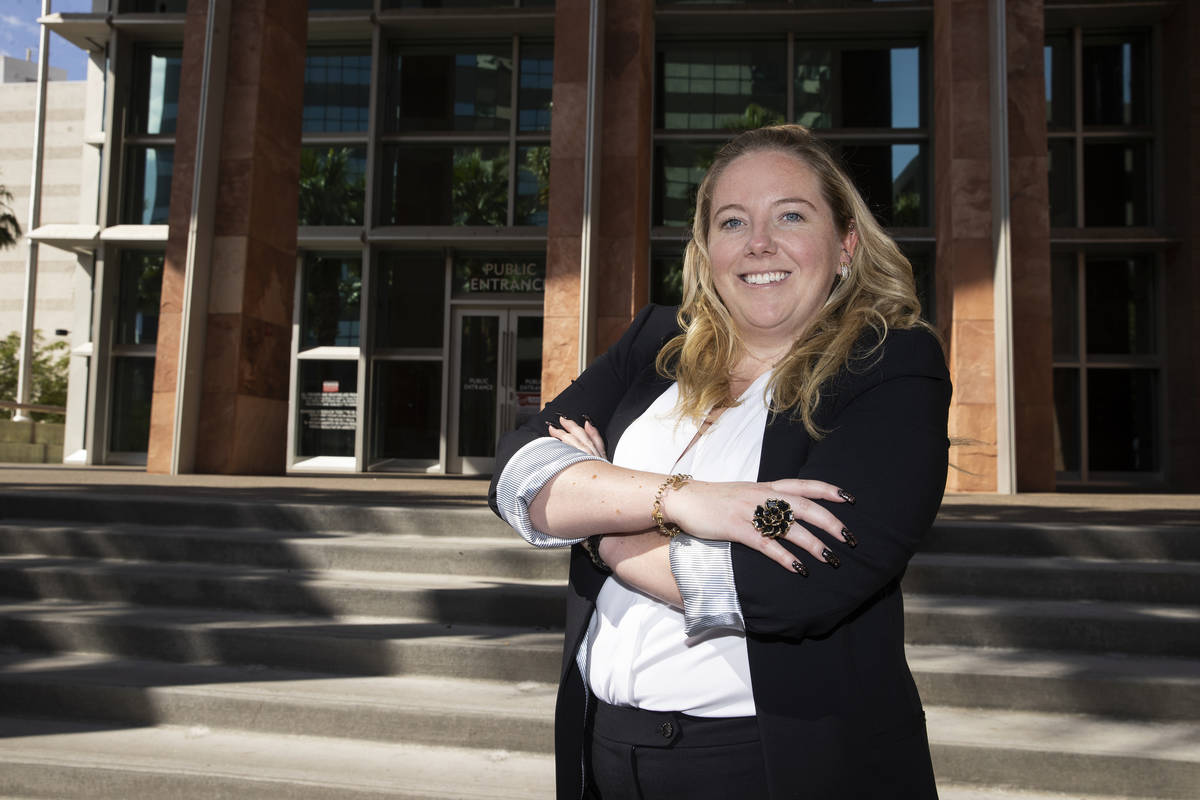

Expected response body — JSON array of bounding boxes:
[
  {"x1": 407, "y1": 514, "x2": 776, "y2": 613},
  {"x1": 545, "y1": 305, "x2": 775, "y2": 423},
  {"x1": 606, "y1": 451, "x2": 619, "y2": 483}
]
[
  {"x1": 452, "y1": 148, "x2": 509, "y2": 226},
  {"x1": 298, "y1": 147, "x2": 365, "y2": 226},
  {"x1": 0, "y1": 330, "x2": 69, "y2": 422},
  {"x1": 0, "y1": 183, "x2": 21, "y2": 250}
]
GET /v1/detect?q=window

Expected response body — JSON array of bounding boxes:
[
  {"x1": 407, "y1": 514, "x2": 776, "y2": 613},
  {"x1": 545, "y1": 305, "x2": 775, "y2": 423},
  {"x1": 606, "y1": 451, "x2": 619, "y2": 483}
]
[
  {"x1": 121, "y1": 45, "x2": 181, "y2": 225},
  {"x1": 651, "y1": 35, "x2": 931, "y2": 316},
  {"x1": 109, "y1": 251, "x2": 163, "y2": 455},
  {"x1": 300, "y1": 44, "x2": 371, "y2": 226},
  {"x1": 1046, "y1": 27, "x2": 1162, "y2": 485},
  {"x1": 377, "y1": 39, "x2": 553, "y2": 227}
]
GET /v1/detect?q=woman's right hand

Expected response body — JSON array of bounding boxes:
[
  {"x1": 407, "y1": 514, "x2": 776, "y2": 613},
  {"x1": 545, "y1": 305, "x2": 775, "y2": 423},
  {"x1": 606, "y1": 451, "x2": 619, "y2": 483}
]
[{"x1": 662, "y1": 478, "x2": 856, "y2": 575}]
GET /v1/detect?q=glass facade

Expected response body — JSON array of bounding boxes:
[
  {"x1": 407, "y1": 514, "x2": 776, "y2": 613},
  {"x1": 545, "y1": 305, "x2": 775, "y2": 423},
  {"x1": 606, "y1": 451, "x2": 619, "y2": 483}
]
[
  {"x1": 122, "y1": 45, "x2": 180, "y2": 225},
  {"x1": 1047, "y1": 26, "x2": 1162, "y2": 485}
]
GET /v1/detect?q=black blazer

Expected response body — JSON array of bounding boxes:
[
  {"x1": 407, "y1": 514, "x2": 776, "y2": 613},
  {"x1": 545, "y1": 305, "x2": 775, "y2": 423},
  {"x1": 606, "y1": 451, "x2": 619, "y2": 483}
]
[{"x1": 489, "y1": 304, "x2": 951, "y2": 800}]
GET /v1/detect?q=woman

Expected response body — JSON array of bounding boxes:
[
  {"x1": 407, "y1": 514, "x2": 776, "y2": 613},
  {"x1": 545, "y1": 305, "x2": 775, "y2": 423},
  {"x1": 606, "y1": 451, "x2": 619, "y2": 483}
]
[{"x1": 489, "y1": 124, "x2": 950, "y2": 800}]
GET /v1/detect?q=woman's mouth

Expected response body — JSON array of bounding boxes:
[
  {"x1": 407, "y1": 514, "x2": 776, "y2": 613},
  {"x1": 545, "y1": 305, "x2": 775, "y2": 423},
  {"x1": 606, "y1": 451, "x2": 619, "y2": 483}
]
[{"x1": 741, "y1": 271, "x2": 789, "y2": 285}]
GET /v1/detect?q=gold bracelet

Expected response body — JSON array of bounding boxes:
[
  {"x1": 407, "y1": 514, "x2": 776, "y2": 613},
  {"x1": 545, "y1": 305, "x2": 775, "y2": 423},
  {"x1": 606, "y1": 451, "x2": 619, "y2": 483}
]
[{"x1": 652, "y1": 474, "x2": 691, "y2": 538}]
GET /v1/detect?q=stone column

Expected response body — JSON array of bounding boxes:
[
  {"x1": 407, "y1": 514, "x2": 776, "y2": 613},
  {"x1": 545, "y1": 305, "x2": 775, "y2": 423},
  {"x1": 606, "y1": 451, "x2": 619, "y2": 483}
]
[
  {"x1": 933, "y1": 0, "x2": 998, "y2": 491},
  {"x1": 147, "y1": 0, "x2": 306, "y2": 474},
  {"x1": 541, "y1": 0, "x2": 654, "y2": 402},
  {"x1": 1006, "y1": 0, "x2": 1055, "y2": 490},
  {"x1": 1163, "y1": 0, "x2": 1200, "y2": 489}
]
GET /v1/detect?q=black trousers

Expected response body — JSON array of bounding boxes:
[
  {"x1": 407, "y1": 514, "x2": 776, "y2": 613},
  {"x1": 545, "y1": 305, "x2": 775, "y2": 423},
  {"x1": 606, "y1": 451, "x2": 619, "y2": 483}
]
[{"x1": 587, "y1": 701, "x2": 770, "y2": 800}]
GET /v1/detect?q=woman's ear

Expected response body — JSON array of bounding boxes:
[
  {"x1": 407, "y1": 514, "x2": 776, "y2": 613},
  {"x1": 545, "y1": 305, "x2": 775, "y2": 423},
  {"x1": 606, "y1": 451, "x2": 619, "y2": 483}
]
[{"x1": 842, "y1": 225, "x2": 859, "y2": 260}]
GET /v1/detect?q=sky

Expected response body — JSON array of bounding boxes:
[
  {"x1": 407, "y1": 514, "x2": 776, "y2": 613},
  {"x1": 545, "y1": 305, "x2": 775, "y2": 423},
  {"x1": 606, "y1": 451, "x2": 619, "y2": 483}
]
[{"x1": 2, "y1": 0, "x2": 95, "y2": 81}]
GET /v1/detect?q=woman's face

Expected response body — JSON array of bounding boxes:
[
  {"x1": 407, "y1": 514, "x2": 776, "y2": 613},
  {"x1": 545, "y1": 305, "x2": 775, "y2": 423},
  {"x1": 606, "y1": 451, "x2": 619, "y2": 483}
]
[{"x1": 706, "y1": 149, "x2": 856, "y2": 350}]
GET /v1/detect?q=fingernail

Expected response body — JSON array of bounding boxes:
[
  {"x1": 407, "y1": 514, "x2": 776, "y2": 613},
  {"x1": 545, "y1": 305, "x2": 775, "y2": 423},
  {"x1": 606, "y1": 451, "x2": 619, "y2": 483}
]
[
  {"x1": 792, "y1": 560, "x2": 808, "y2": 577},
  {"x1": 822, "y1": 548, "x2": 840, "y2": 568},
  {"x1": 582, "y1": 414, "x2": 593, "y2": 423},
  {"x1": 837, "y1": 489, "x2": 856, "y2": 504},
  {"x1": 841, "y1": 528, "x2": 857, "y2": 548}
]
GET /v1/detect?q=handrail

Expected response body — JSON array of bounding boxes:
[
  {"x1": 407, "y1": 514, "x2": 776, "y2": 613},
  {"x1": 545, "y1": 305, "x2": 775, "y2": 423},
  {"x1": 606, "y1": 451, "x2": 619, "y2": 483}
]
[{"x1": 0, "y1": 400, "x2": 66, "y2": 415}]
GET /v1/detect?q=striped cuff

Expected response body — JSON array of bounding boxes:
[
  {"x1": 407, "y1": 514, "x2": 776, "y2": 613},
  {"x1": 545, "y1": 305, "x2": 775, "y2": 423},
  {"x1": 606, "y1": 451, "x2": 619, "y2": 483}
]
[
  {"x1": 669, "y1": 534, "x2": 745, "y2": 636},
  {"x1": 494, "y1": 437, "x2": 606, "y2": 548}
]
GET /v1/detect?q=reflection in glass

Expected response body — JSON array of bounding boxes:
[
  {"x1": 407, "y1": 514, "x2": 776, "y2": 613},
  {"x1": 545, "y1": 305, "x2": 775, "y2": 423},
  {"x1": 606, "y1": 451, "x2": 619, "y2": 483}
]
[
  {"x1": 657, "y1": 42, "x2": 786, "y2": 130},
  {"x1": 379, "y1": 145, "x2": 509, "y2": 226},
  {"x1": 386, "y1": 44, "x2": 512, "y2": 132},
  {"x1": 375, "y1": 252, "x2": 445, "y2": 349},
  {"x1": 839, "y1": 144, "x2": 927, "y2": 227},
  {"x1": 1083, "y1": 141, "x2": 1150, "y2": 227},
  {"x1": 1051, "y1": 254, "x2": 1078, "y2": 360},
  {"x1": 109, "y1": 357, "x2": 155, "y2": 453},
  {"x1": 654, "y1": 142, "x2": 719, "y2": 227},
  {"x1": 1082, "y1": 33, "x2": 1148, "y2": 127},
  {"x1": 123, "y1": 146, "x2": 174, "y2": 224},
  {"x1": 304, "y1": 46, "x2": 371, "y2": 133},
  {"x1": 651, "y1": 253, "x2": 685, "y2": 306},
  {"x1": 518, "y1": 43, "x2": 554, "y2": 132},
  {"x1": 1087, "y1": 368, "x2": 1157, "y2": 472},
  {"x1": 384, "y1": 0, "x2": 513, "y2": 7},
  {"x1": 298, "y1": 146, "x2": 367, "y2": 225},
  {"x1": 116, "y1": 251, "x2": 164, "y2": 346},
  {"x1": 309, "y1": 0, "x2": 372, "y2": 9},
  {"x1": 516, "y1": 145, "x2": 551, "y2": 225},
  {"x1": 1085, "y1": 256, "x2": 1156, "y2": 356},
  {"x1": 1052, "y1": 368, "x2": 1080, "y2": 473},
  {"x1": 131, "y1": 46, "x2": 181, "y2": 134},
  {"x1": 371, "y1": 361, "x2": 442, "y2": 462},
  {"x1": 793, "y1": 44, "x2": 922, "y2": 129},
  {"x1": 1047, "y1": 138, "x2": 1076, "y2": 228},
  {"x1": 458, "y1": 315, "x2": 499, "y2": 458},
  {"x1": 1044, "y1": 36, "x2": 1074, "y2": 130},
  {"x1": 297, "y1": 360, "x2": 357, "y2": 457},
  {"x1": 302, "y1": 254, "x2": 361, "y2": 348}
]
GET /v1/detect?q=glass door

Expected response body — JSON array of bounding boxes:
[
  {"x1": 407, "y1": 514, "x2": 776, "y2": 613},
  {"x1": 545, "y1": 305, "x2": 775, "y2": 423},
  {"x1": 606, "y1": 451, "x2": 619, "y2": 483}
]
[{"x1": 449, "y1": 309, "x2": 543, "y2": 474}]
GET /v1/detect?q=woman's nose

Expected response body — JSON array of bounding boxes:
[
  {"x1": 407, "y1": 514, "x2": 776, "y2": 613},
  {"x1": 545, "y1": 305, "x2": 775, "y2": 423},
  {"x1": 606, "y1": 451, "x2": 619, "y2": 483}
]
[{"x1": 745, "y1": 220, "x2": 776, "y2": 255}]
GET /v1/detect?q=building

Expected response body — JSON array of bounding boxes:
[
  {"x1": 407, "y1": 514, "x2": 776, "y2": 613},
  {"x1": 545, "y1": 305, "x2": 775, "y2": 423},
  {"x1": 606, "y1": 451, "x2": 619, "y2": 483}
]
[
  {"x1": 0, "y1": 57, "x2": 83, "y2": 357},
  {"x1": 22, "y1": 0, "x2": 1199, "y2": 491}
]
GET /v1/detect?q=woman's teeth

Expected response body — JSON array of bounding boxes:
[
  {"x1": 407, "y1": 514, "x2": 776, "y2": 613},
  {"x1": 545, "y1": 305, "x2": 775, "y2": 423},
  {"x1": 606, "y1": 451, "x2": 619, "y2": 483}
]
[{"x1": 742, "y1": 271, "x2": 788, "y2": 285}]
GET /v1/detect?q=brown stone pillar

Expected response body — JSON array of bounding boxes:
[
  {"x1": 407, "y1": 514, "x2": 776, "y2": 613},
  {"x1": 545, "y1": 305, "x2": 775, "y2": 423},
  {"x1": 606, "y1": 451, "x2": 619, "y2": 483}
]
[
  {"x1": 933, "y1": 0, "x2": 998, "y2": 492},
  {"x1": 147, "y1": 0, "x2": 306, "y2": 474},
  {"x1": 541, "y1": 0, "x2": 654, "y2": 402},
  {"x1": 1162, "y1": 1, "x2": 1200, "y2": 490},
  {"x1": 1006, "y1": 0, "x2": 1055, "y2": 491}
]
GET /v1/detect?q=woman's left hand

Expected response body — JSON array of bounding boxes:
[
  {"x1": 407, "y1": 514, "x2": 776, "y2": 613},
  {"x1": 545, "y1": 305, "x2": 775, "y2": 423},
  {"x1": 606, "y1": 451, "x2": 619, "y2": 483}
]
[{"x1": 547, "y1": 415, "x2": 607, "y2": 459}]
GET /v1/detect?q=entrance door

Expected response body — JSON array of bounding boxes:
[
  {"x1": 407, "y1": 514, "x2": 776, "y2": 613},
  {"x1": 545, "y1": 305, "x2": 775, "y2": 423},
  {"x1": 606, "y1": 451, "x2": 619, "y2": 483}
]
[{"x1": 450, "y1": 309, "x2": 543, "y2": 474}]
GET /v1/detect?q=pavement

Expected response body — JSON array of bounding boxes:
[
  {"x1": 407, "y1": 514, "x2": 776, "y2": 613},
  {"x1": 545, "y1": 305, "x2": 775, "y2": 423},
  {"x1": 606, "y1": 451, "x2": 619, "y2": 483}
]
[{"x1": 1, "y1": 463, "x2": 1197, "y2": 526}]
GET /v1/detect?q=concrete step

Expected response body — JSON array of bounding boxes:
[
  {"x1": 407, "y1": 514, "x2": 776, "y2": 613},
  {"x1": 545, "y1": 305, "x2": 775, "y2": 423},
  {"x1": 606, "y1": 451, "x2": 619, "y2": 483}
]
[
  {"x1": 927, "y1": 705, "x2": 1200, "y2": 800},
  {"x1": 0, "y1": 600, "x2": 563, "y2": 683},
  {"x1": 938, "y1": 787, "x2": 1168, "y2": 800},
  {"x1": 0, "y1": 492, "x2": 509, "y2": 538},
  {"x1": 905, "y1": 553, "x2": 1200, "y2": 605},
  {"x1": 0, "y1": 521, "x2": 568, "y2": 580},
  {"x1": 0, "y1": 652, "x2": 555, "y2": 752},
  {"x1": 904, "y1": 594, "x2": 1200, "y2": 658},
  {"x1": 907, "y1": 644, "x2": 1200, "y2": 721},
  {"x1": 0, "y1": 554, "x2": 566, "y2": 628},
  {"x1": 0, "y1": 716, "x2": 555, "y2": 800},
  {"x1": 922, "y1": 521, "x2": 1200, "y2": 561}
]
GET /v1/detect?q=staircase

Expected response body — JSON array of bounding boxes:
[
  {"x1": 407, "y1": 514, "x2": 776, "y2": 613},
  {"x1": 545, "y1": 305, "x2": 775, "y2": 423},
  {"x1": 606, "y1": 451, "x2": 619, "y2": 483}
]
[{"x1": 0, "y1": 484, "x2": 1196, "y2": 799}]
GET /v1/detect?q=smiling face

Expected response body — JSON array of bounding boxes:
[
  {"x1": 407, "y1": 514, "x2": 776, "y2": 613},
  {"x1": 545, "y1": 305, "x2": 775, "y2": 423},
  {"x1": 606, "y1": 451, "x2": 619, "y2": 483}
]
[{"x1": 705, "y1": 149, "x2": 857, "y2": 352}]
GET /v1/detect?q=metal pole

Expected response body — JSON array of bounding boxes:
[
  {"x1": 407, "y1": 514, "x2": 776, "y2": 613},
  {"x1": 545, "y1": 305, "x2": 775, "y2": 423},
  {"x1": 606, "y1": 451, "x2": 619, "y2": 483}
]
[
  {"x1": 990, "y1": 0, "x2": 1017, "y2": 493},
  {"x1": 13, "y1": 0, "x2": 52, "y2": 422},
  {"x1": 576, "y1": 0, "x2": 604, "y2": 374}
]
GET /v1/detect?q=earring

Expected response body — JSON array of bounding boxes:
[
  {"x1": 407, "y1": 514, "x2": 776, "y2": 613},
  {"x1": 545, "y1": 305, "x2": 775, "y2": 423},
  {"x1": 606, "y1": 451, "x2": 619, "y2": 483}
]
[{"x1": 838, "y1": 262, "x2": 850, "y2": 280}]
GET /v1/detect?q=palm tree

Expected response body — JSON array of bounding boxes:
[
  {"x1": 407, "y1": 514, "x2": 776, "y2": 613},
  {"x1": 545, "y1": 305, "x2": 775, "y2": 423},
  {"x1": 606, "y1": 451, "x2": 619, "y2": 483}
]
[{"x1": 0, "y1": 184, "x2": 21, "y2": 250}]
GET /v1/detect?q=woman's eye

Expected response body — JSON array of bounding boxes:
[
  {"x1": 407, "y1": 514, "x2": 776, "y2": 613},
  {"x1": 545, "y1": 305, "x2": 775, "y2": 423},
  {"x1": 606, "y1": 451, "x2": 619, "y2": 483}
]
[
  {"x1": 781, "y1": 212, "x2": 804, "y2": 223},
  {"x1": 719, "y1": 218, "x2": 744, "y2": 230}
]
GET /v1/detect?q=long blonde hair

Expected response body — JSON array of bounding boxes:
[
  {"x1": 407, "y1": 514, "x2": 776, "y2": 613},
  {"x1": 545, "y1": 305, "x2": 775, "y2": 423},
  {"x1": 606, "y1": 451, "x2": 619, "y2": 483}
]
[{"x1": 656, "y1": 124, "x2": 932, "y2": 438}]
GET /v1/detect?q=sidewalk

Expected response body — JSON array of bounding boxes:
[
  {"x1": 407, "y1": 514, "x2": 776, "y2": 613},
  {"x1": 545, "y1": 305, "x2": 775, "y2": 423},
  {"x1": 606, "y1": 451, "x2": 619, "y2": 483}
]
[{"x1": 1, "y1": 463, "x2": 1197, "y2": 525}]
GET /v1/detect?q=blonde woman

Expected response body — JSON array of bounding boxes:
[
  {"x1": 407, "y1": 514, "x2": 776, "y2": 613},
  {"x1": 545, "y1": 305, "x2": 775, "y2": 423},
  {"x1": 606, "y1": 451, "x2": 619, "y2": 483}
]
[{"x1": 490, "y1": 125, "x2": 950, "y2": 800}]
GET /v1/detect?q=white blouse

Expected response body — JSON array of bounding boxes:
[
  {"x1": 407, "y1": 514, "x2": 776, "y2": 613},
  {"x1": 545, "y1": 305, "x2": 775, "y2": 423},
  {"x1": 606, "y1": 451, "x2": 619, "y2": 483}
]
[{"x1": 584, "y1": 372, "x2": 773, "y2": 717}]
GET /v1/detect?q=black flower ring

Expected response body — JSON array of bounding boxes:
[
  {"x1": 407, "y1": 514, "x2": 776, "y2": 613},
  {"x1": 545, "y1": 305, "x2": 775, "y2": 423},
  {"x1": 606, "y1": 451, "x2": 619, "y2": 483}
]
[{"x1": 752, "y1": 498, "x2": 795, "y2": 540}]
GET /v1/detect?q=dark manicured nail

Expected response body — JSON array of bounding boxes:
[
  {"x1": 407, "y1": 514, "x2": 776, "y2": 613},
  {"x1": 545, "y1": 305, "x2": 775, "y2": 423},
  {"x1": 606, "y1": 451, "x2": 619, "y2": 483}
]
[
  {"x1": 822, "y1": 548, "x2": 840, "y2": 568},
  {"x1": 837, "y1": 489, "x2": 856, "y2": 504},
  {"x1": 841, "y1": 528, "x2": 857, "y2": 548},
  {"x1": 792, "y1": 560, "x2": 808, "y2": 577}
]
